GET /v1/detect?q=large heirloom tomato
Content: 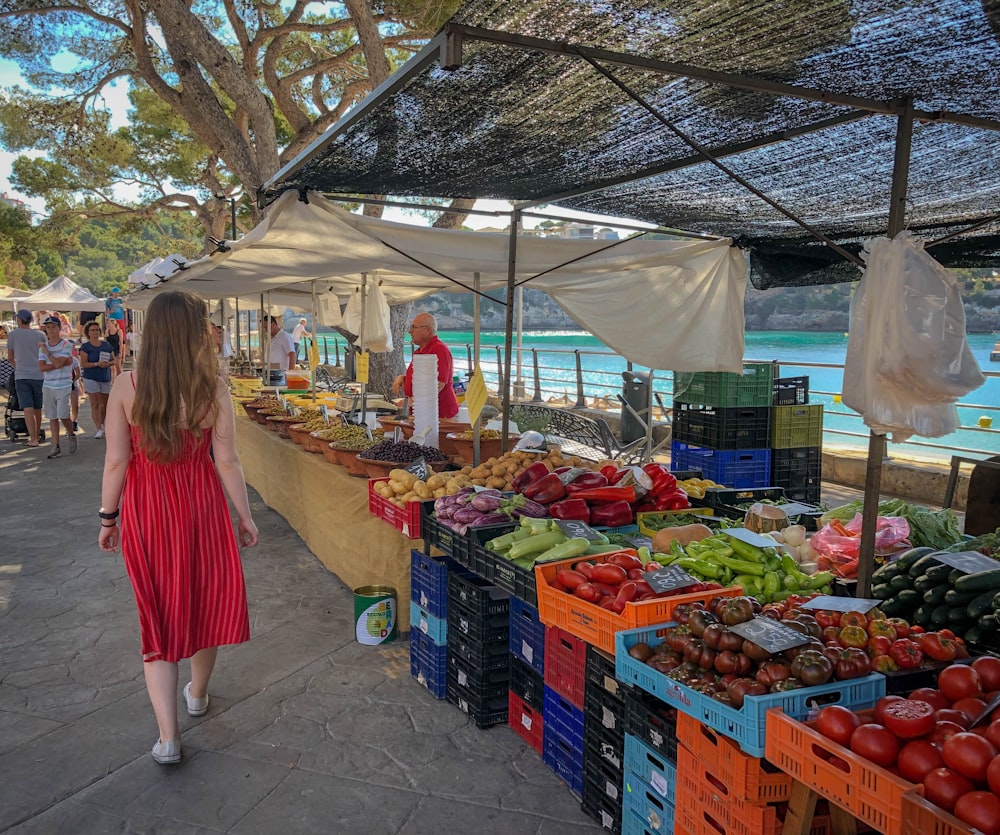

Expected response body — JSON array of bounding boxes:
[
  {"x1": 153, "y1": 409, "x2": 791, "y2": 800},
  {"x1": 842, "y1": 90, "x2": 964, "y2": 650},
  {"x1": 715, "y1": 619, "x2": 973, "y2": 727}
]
[
  {"x1": 850, "y1": 724, "x2": 899, "y2": 768},
  {"x1": 816, "y1": 705, "x2": 861, "y2": 747},
  {"x1": 923, "y1": 767, "x2": 975, "y2": 813},
  {"x1": 881, "y1": 699, "x2": 936, "y2": 739},
  {"x1": 942, "y1": 732, "x2": 999, "y2": 783},
  {"x1": 938, "y1": 665, "x2": 983, "y2": 702}
]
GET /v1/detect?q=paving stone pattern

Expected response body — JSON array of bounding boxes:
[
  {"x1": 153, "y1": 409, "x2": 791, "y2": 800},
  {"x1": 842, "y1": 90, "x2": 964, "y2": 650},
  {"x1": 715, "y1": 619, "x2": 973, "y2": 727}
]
[{"x1": 0, "y1": 430, "x2": 599, "y2": 833}]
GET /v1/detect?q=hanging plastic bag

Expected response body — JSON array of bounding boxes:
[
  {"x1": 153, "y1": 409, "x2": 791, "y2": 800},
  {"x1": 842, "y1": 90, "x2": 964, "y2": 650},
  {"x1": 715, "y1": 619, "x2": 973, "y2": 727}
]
[
  {"x1": 360, "y1": 281, "x2": 393, "y2": 354},
  {"x1": 342, "y1": 287, "x2": 362, "y2": 335}
]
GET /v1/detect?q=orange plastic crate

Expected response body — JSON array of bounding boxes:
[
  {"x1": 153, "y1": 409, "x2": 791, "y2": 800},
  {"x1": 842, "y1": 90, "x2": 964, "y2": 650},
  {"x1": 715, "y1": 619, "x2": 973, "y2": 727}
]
[
  {"x1": 765, "y1": 708, "x2": 914, "y2": 835},
  {"x1": 676, "y1": 712, "x2": 792, "y2": 803},
  {"x1": 901, "y1": 790, "x2": 979, "y2": 835},
  {"x1": 534, "y1": 550, "x2": 741, "y2": 654},
  {"x1": 367, "y1": 477, "x2": 422, "y2": 538}
]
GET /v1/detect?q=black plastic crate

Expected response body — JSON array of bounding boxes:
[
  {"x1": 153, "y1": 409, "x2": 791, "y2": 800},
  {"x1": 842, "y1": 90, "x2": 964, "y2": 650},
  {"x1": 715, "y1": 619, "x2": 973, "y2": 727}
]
[
  {"x1": 770, "y1": 446, "x2": 822, "y2": 498},
  {"x1": 447, "y1": 596, "x2": 510, "y2": 646},
  {"x1": 420, "y1": 502, "x2": 464, "y2": 560},
  {"x1": 584, "y1": 712, "x2": 624, "y2": 772},
  {"x1": 447, "y1": 651, "x2": 510, "y2": 702},
  {"x1": 446, "y1": 679, "x2": 508, "y2": 729},
  {"x1": 449, "y1": 627, "x2": 510, "y2": 672},
  {"x1": 509, "y1": 655, "x2": 545, "y2": 712},
  {"x1": 585, "y1": 646, "x2": 631, "y2": 705},
  {"x1": 783, "y1": 485, "x2": 823, "y2": 505},
  {"x1": 581, "y1": 768, "x2": 623, "y2": 833},
  {"x1": 509, "y1": 597, "x2": 545, "y2": 674},
  {"x1": 585, "y1": 677, "x2": 628, "y2": 740},
  {"x1": 623, "y1": 688, "x2": 679, "y2": 763},
  {"x1": 698, "y1": 486, "x2": 786, "y2": 508},
  {"x1": 773, "y1": 375, "x2": 810, "y2": 406},
  {"x1": 466, "y1": 523, "x2": 519, "y2": 579},
  {"x1": 447, "y1": 571, "x2": 510, "y2": 617},
  {"x1": 672, "y1": 402, "x2": 771, "y2": 450},
  {"x1": 489, "y1": 552, "x2": 538, "y2": 608}
]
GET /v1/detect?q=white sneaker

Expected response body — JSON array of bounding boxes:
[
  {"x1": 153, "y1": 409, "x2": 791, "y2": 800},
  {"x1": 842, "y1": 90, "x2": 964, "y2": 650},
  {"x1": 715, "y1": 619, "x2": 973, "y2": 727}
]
[
  {"x1": 183, "y1": 682, "x2": 209, "y2": 717},
  {"x1": 94, "y1": 428, "x2": 104, "y2": 439},
  {"x1": 151, "y1": 738, "x2": 181, "y2": 764}
]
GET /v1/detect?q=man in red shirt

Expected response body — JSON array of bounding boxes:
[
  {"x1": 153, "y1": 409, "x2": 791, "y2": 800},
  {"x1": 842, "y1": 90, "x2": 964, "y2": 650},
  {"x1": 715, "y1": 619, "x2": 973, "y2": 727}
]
[{"x1": 392, "y1": 312, "x2": 459, "y2": 419}]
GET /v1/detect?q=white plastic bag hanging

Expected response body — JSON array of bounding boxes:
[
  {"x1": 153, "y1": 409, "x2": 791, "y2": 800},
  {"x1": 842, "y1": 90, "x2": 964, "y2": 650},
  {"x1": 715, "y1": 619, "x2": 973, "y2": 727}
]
[
  {"x1": 360, "y1": 281, "x2": 393, "y2": 354},
  {"x1": 342, "y1": 287, "x2": 363, "y2": 335}
]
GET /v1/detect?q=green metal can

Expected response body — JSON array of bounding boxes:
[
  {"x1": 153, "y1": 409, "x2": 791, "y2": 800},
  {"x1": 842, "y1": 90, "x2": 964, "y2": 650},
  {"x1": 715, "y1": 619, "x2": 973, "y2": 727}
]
[{"x1": 353, "y1": 585, "x2": 397, "y2": 645}]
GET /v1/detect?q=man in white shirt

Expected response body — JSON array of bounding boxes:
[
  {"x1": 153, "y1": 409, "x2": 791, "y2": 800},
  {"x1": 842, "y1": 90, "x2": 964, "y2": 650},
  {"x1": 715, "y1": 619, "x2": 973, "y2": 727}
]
[
  {"x1": 37, "y1": 316, "x2": 77, "y2": 458},
  {"x1": 265, "y1": 315, "x2": 295, "y2": 386},
  {"x1": 291, "y1": 318, "x2": 311, "y2": 363}
]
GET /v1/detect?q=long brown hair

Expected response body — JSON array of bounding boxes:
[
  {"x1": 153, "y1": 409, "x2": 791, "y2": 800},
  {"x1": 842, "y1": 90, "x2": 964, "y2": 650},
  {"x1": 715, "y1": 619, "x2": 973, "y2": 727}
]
[{"x1": 132, "y1": 291, "x2": 219, "y2": 463}]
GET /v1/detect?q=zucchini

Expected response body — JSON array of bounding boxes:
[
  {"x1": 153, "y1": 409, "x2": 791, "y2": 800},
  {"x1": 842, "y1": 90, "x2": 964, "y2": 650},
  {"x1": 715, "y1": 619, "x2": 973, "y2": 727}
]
[
  {"x1": 948, "y1": 606, "x2": 973, "y2": 626},
  {"x1": 968, "y1": 590, "x2": 1000, "y2": 620},
  {"x1": 890, "y1": 574, "x2": 915, "y2": 593},
  {"x1": 895, "y1": 547, "x2": 937, "y2": 573},
  {"x1": 931, "y1": 605, "x2": 952, "y2": 626},
  {"x1": 992, "y1": 589, "x2": 1000, "y2": 612},
  {"x1": 944, "y1": 588, "x2": 979, "y2": 607},
  {"x1": 924, "y1": 564, "x2": 954, "y2": 583},
  {"x1": 978, "y1": 614, "x2": 1000, "y2": 634},
  {"x1": 895, "y1": 589, "x2": 922, "y2": 611},
  {"x1": 912, "y1": 603, "x2": 936, "y2": 626},
  {"x1": 908, "y1": 554, "x2": 944, "y2": 578},
  {"x1": 965, "y1": 626, "x2": 984, "y2": 645},
  {"x1": 871, "y1": 583, "x2": 892, "y2": 600},
  {"x1": 954, "y1": 569, "x2": 1000, "y2": 594},
  {"x1": 913, "y1": 575, "x2": 939, "y2": 594},
  {"x1": 923, "y1": 585, "x2": 949, "y2": 605},
  {"x1": 875, "y1": 564, "x2": 902, "y2": 583},
  {"x1": 949, "y1": 569, "x2": 966, "y2": 585}
]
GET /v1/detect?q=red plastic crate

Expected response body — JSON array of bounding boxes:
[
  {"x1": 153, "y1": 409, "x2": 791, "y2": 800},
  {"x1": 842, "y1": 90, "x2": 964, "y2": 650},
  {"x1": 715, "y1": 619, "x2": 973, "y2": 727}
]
[
  {"x1": 534, "y1": 550, "x2": 741, "y2": 654},
  {"x1": 508, "y1": 690, "x2": 544, "y2": 755},
  {"x1": 543, "y1": 625, "x2": 587, "y2": 710},
  {"x1": 765, "y1": 709, "x2": 913, "y2": 835},
  {"x1": 368, "y1": 477, "x2": 422, "y2": 538},
  {"x1": 901, "y1": 789, "x2": 978, "y2": 835},
  {"x1": 676, "y1": 712, "x2": 792, "y2": 803}
]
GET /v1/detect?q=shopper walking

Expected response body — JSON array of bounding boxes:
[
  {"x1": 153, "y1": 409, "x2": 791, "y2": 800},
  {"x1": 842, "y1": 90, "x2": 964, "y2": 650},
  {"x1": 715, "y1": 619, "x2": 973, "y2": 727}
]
[
  {"x1": 106, "y1": 318, "x2": 124, "y2": 377},
  {"x1": 7, "y1": 309, "x2": 45, "y2": 447},
  {"x1": 79, "y1": 321, "x2": 114, "y2": 438},
  {"x1": 97, "y1": 290, "x2": 257, "y2": 765},
  {"x1": 37, "y1": 316, "x2": 77, "y2": 458}
]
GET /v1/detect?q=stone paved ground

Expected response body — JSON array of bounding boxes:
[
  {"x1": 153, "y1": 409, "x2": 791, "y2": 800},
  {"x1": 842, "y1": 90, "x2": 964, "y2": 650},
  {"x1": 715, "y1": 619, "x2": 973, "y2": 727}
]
[{"x1": 0, "y1": 423, "x2": 599, "y2": 834}]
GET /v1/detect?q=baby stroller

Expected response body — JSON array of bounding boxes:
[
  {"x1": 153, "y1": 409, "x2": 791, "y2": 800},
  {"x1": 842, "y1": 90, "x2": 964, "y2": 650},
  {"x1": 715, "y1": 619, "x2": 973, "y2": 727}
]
[{"x1": 2, "y1": 361, "x2": 44, "y2": 443}]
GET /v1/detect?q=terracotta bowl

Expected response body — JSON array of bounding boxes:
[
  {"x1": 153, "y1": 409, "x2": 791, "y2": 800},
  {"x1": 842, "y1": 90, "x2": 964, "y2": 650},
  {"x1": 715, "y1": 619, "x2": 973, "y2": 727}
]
[
  {"x1": 381, "y1": 419, "x2": 470, "y2": 458},
  {"x1": 321, "y1": 444, "x2": 342, "y2": 465},
  {"x1": 287, "y1": 423, "x2": 314, "y2": 446},
  {"x1": 356, "y1": 457, "x2": 411, "y2": 480},
  {"x1": 331, "y1": 444, "x2": 371, "y2": 477},
  {"x1": 266, "y1": 415, "x2": 299, "y2": 437},
  {"x1": 243, "y1": 403, "x2": 262, "y2": 420},
  {"x1": 255, "y1": 408, "x2": 280, "y2": 426},
  {"x1": 446, "y1": 433, "x2": 519, "y2": 464}
]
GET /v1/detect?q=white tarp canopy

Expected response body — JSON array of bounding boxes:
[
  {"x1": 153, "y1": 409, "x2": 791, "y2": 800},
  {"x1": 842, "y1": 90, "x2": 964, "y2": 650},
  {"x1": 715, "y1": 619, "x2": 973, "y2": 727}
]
[
  {"x1": 17, "y1": 275, "x2": 106, "y2": 312},
  {"x1": 126, "y1": 190, "x2": 748, "y2": 372}
]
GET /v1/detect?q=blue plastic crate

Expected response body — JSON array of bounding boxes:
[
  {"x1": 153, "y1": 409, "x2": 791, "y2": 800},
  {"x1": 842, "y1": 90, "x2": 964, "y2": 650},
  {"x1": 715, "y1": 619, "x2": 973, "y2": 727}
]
[
  {"x1": 543, "y1": 723, "x2": 584, "y2": 799},
  {"x1": 621, "y1": 802, "x2": 674, "y2": 835},
  {"x1": 670, "y1": 442, "x2": 771, "y2": 489},
  {"x1": 410, "y1": 627, "x2": 447, "y2": 698},
  {"x1": 543, "y1": 685, "x2": 585, "y2": 753},
  {"x1": 409, "y1": 599, "x2": 447, "y2": 646},
  {"x1": 624, "y1": 736, "x2": 676, "y2": 808},
  {"x1": 410, "y1": 549, "x2": 462, "y2": 619},
  {"x1": 615, "y1": 625, "x2": 885, "y2": 758},
  {"x1": 509, "y1": 597, "x2": 545, "y2": 674}
]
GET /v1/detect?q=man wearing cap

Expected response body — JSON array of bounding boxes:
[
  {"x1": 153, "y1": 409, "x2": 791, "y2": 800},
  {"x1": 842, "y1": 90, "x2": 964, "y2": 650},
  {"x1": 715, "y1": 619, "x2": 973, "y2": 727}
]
[
  {"x1": 265, "y1": 315, "x2": 295, "y2": 386},
  {"x1": 37, "y1": 316, "x2": 77, "y2": 458},
  {"x1": 105, "y1": 286, "x2": 126, "y2": 328},
  {"x1": 7, "y1": 310, "x2": 45, "y2": 446}
]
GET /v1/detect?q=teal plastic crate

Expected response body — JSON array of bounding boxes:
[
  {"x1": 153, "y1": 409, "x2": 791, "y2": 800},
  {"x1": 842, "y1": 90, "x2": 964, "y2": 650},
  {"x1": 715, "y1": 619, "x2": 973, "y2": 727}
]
[
  {"x1": 624, "y1": 735, "x2": 676, "y2": 808},
  {"x1": 622, "y1": 804, "x2": 673, "y2": 835},
  {"x1": 615, "y1": 625, "x2": 885, "y2": 757},
  {"x1": 623, "y1": 762, "x2": 677, "y2": 834},
  {"x1": 409, "y1": 599, "x2": 447, "y2": 646},
  {"x1": 672, "y1": 362, "x2": 775, "y2": 408}
]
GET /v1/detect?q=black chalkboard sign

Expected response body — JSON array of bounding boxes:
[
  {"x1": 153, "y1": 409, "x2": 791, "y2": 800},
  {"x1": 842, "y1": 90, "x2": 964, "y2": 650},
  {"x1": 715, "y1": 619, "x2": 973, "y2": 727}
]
[
  {"x1": 627, "y1": 535, "x2": 653, "y2": 551},
  {"x1": 643, "y1": 565, "x2": 698, "y2": 594},
  {"x1": 802, "y1": 595, "x2": 882, "y2": 614},
  {"x1": 934, "y1": 551, "x2": 999, "y2": 575},
  {"x1": 729, "y1": 618, "x2": 810, "y2": 654},
  {"x1": 554, "y1": 519, "x2": 605, "y2": 541},
  {"x1": 405, "y1": 457, "x2": 431, "y2": 481}
]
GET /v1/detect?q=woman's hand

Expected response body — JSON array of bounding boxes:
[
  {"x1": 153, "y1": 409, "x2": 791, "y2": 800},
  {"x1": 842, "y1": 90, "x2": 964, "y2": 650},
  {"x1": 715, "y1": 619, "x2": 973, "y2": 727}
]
[
  {"x1": 238, "y1": 517, "x2": 259, "y2": 548},
  {"x1": 98, "y1": 523, "x2": 119, "y2": 552}
]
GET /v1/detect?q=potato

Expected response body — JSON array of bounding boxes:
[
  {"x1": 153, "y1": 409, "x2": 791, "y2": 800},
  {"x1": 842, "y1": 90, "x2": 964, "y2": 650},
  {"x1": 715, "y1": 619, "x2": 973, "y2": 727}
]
[
  {"x1": 389, "y1": 469, "x2": 416, "y2": 488},
  {"x1": 427, "y1": 474, "x2": 445, "y2": 490},
  {"x1": 432, "y1": 487, "x2": 447, "y2": 498},
  {"x1": 486, "y1": 476, "x2": 506, "y2": 489},
  {"x1": 391, "y1": 480, "x2": 410, "y2": 495},
  {"x1": 413, "y1": 480, "x2": 432, "y2": 499},
  {"x1": 461, "y1": 465, "x2": 473, "y2": 475}
]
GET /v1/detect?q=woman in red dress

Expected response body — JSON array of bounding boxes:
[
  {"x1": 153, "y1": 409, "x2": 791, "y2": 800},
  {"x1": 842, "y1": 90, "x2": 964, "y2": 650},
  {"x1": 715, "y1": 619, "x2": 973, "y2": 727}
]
[{"x1": 98, "y1": 291, "x2": 258, "y2": 764}]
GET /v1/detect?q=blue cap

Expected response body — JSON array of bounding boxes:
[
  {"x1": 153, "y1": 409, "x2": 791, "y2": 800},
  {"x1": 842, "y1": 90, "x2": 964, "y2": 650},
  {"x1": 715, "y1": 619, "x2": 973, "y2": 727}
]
[
  {"x1": 111, "y1": 286, "x2": 120, "y2": 293},
  {"x1": 16, "y1": 309, "x2": 32, "y2": 323}
]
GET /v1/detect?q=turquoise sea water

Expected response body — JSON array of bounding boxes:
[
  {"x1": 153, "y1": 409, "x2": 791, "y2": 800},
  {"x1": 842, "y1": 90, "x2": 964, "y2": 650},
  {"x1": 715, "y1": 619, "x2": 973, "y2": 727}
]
[{"x1": 315, "y1": 330, "x2": 1000, "y2": 461}]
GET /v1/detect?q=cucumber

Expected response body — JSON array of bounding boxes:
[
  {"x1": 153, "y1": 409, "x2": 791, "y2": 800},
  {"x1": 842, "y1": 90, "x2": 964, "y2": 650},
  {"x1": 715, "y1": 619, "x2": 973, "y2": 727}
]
[
  {"x1": 913, "y1": 575, "x2": 939, "y2": 594},
  {"x1": 949, "y1": 569, "x2": 966, "y2": 585},
  {"x1": 912, "y1": 603, "x2": 936, "y2": 626},
  {"x1": 895, "y1": 589, "x2": 922, "y2": 612},
  {"x1": 954, "y1": 569, "x2": 1000, "y2": 594},
  {"x1": 978, "y1": 614, "x2": 1000, "y2": 634},
  {"x1": 931, "y1": 605, "x2": 952, "y2": 626},
  {"x1": 908, "y1": 554, "x2": 944, "y2": 579},
  {"x1": 948, "y1": 606, "x2": 973, "y2": 626},
  {"x1": 890, "y1": 574, "x2": 915, "y2": 593},
  {"x1": 895, "y1": 547, "x2": 937, "y2": 573},
  {"x1": 871, "y1": 583, "x2": 892, "y2": 600},
  {"x1": 924, "y1": 564, "x2": 954, "y2": 583},
  {"x1": 944, "y1": 588, "x2": 979, "y2": 607},
  {"x1": 923, "y1": 585, "x2": 949, "y2": 605},
  {"x1": 968, "y1": 590, "x2": 999, "y2": 620}
]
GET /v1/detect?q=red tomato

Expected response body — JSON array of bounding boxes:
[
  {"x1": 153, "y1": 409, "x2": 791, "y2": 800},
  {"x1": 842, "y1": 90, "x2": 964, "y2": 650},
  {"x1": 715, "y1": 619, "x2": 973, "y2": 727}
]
[
  {"x1": 954, "y1": 791, "x2": 1000, "y2": 835},
  {"x1": 840, "y1": 611, "x2": 868, "y2": 629},
  {"x1": 850, "y1": 723, "x2": 900, "y2": 768},
  {"x1": 816, "y1": 705, "x2": 861, "y2": 747},
  {"x1": 951, "y1": 697, "x2": 988, "y2": 724},
  {"x1": 909, "y1": 687, "x2": 950, "y2": 711},
  {"x1": 975, "y1": 657, "x2": 1000, "y2": 692},
  {"x1": 987, "y1": 722, "x2": 1000, "y2": 751},
  {"x1": 868, "y1": 635, "x2": 893, "y2": 657},
  {"x1": 936, "y1": 709, "x2": 973, "y2": 729},
  {"x1": 881, "y1": 699, "x2": 936, "y2": 739},
  {"x1": 923, "y1": 767, "x2": 976, "y2": 813},
  {"x1": 942, "y1": 732, "x2": 999, "y2": 782},
  {"x1": 928, "y1": 721, "x2": 967, "y2": 748},
  {"x1": 897, "y1": 740, "x2": 945, "y2": 783},
  {"x1": 938, "y1": 665, "x2": 984, "y2": 703},
  {"x1": 590, "y1": 564, "x2": 628, "y2": 586},
  {"x1": 988, "y1": 754, "x2": 1000, "y2": 796},
  {"x1": 873, "y1": 695, "x2": 905, "y2": 725}
]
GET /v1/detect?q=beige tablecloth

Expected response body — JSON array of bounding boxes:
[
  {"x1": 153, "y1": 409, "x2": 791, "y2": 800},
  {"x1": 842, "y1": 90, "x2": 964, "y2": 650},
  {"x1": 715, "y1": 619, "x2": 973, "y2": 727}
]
[{"x1": 235, "y1": 414, "x2": 414, "y2": 607}]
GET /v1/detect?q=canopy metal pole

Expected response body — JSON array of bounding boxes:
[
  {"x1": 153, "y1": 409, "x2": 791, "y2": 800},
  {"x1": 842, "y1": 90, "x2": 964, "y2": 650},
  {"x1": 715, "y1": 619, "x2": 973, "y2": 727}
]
[
  {"x1": 265, "y1": 292, "x2": 272, "y2": 389},
  {"x1": 500, "y1": 210, "x2": 520, "y2": 454},
  {"x1": 311, "y1": 281, "x2": 317, "y2": 404},
  {"x1": 359, "y1": 274, "x2": 367, "y2": 423},
  {"x1": 259, "y1": 294, "x2": 266, "y2": 384},
  {"x1": 473, "y1": 272, "x2": 481, "y2": 465},
  {"x1": 515, "y1": 285, "x2": 524, "y2": 401},
  {"x1": 857, "y1": 99, "x2": 914, "y2": 598},
  {"x1": 234, "y1": 298, "x2": 241, "y2": 354}
]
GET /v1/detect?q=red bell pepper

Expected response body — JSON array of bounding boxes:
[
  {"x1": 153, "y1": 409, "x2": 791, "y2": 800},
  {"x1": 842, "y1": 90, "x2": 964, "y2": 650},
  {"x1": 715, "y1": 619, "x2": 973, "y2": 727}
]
[
  {"x1": 548, "y1": 498, "x2": 591, "y2": 523},
  {"x1": 600, "y1": 464, "x2": 620, "y2": 481},
  {"x1": 647, "y1": 488, "x2": 690, "y2": 511},
  {"x1": 567, "y1": 485, "x2": 636, "y2": 505},
  {"x1": 522, "y1": 472, "x2": 566, "y2": 504},
  {"x1": 642, "y1": 463, "x2": 677, "y2": 497},
  {"x1": 589, "y1": 500, "x2": 634, "y2": 527},
  {"x1": 565, "y1": 472, "x2": 609, "y2": 496},
  {"x1": 511, "y1": 460, "x2": 551, "y2": 492}
]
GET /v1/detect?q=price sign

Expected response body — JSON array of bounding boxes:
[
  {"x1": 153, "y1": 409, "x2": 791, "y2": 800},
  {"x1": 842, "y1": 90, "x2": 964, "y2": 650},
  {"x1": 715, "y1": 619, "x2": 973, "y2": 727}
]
[
  {"x1": 321, "y1": 405, "x2": 330, "y2": 422},
  {"x1": 464, "y1": 365, "x2": 488, "y2": 424},
  {"x1": 934, "y1": 551, "x2": 999, "y2": 575},
  {"x1": 405, "y1": 457, "x2": 431, "y2": 480},
  {"x1": 553, "y1": 519, "x2": 604, "y2": 541},
  {"x1": 802, "y1": 595, "x2": 883, "y2": 614},
  {"x1": 729, "y1": 617, "x2": 810, "y2": 654},
  {"x1": 627, "y1": 535, "x2": 653, "y2": 550},
  {"x1": 643, "y1": 565, "x2": 698, "y2": 594},
  {"x1": 723, "y1": 528, "x2": 779, "y2": 549},
  {"x1": 779, "y1": 502, "x2": 819, "y2": 517},
  {"x1": 355, "y1": 351, "x2": 369, "y2": 384}
]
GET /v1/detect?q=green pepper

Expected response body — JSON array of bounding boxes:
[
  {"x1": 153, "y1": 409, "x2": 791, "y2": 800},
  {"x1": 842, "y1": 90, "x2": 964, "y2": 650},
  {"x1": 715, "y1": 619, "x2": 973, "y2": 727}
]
[
  {"x1": 725, "y1": 537, "x2": 767, "y2": 562},
  {"x1": 802, "y1": 570, "x2": 835, "y2": 590},
  {"x1": 714, "y1": 555, "x2": 765, "y2": 576},
  {"x1": 783, "y1": 573, "x2": 801, "y2": 591},
  {"x1": 763, "y1": 571, "x2": 781, "y2": 596},
  {"x1": 674, "y1": 558, "x2": 722, "y2": 580},
  {"x1": 637, "y1": 546, "x2": 652, "y2": 563}
]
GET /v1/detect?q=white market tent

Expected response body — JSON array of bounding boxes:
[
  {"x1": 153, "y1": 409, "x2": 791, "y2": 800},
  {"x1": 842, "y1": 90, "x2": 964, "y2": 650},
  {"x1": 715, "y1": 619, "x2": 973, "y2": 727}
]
[
  {"x1": 125, "y1": 190, "x2": 748, "y2": 373},
  {"x1": 17, "y1": 275, "x2": 106, "y2": 312}
]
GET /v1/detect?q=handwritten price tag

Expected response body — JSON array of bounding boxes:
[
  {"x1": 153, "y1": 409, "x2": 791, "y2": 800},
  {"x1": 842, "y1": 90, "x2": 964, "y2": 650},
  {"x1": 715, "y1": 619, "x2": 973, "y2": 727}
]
[
  {"x1": 405, "y1": 457, "x2": 430, "y2": 480},
  {"x1": 934, "y1": 551, "x2": 1000, "y2": 575},
  {"x1": 553, "y1": 519, "x2": 604, "y2": 541},
  {"x1": 643, "y1": 565, "x2": 698, "y2": 594},
  {"x1": 729, "y1": 617, "x2": 810, "y2": 654},
  {"x1": 802, "y1": 595, "x2": 882, "y2": 614}
]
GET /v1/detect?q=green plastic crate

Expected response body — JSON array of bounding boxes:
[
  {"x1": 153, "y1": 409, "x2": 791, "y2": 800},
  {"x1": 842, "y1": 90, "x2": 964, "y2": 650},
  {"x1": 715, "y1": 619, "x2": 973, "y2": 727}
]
[
  {"x1": 771, "y1": 404, "x2": 824, "y2": 449},
  {"x1": 672, "y1": 363, "x2": 775, "y2": 408}
]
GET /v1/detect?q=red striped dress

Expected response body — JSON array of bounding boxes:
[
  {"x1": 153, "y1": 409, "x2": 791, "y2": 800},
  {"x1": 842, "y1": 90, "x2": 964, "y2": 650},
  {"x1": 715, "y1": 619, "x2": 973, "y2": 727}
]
[{"x1": 120, "y1": 424, "x2": 249, "y2": 662}]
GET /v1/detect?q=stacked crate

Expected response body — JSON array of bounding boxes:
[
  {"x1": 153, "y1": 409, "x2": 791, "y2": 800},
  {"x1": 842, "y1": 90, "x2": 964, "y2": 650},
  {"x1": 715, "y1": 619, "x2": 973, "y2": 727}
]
[
  {"x1": 508, "y1": 597, "x2": 546, "y2": 753},
  {"x1": 770, "y1": 376, "x2": 823, "y2": 504},
  {"x1": 409, "y1": 549, "x2": 451, "y2": 698},
  {"x1": 542, "y1": 626, "x2": 589, "y2": 798},
  {"x1": 671, "y1": 362, "x2": 774, "y2": 489},
  {"x1": 446, "y1": 572, "x2": 510, "y2": 728},
  {"x1": 581, "y1": 647, "x2": 631, "y2": 833}
]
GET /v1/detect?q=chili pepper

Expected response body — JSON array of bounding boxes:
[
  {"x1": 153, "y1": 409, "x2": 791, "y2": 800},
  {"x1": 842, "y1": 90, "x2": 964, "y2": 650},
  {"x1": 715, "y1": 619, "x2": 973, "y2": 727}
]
[
  {"x1": 548, "y1": 498, "x2": 592, "y2": 523},
  {"x1": 589, "y1": 500, "x2": 634, "y2": 527},
  {"x1": 569, "y1": 485, "x2": 636, "y2": 505},
  {"x1": 511, "y1": 461, "x2": 551, "y2": 492},
  {"x1": 565, "y1": 472, "x2": 609, "y2": 496},
  {"x1": 522, "y1": 473, "x2": 566, "y2": 504},
  {"x1": 642, "y1": 463, "x2": 677, "y2": 497}
]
